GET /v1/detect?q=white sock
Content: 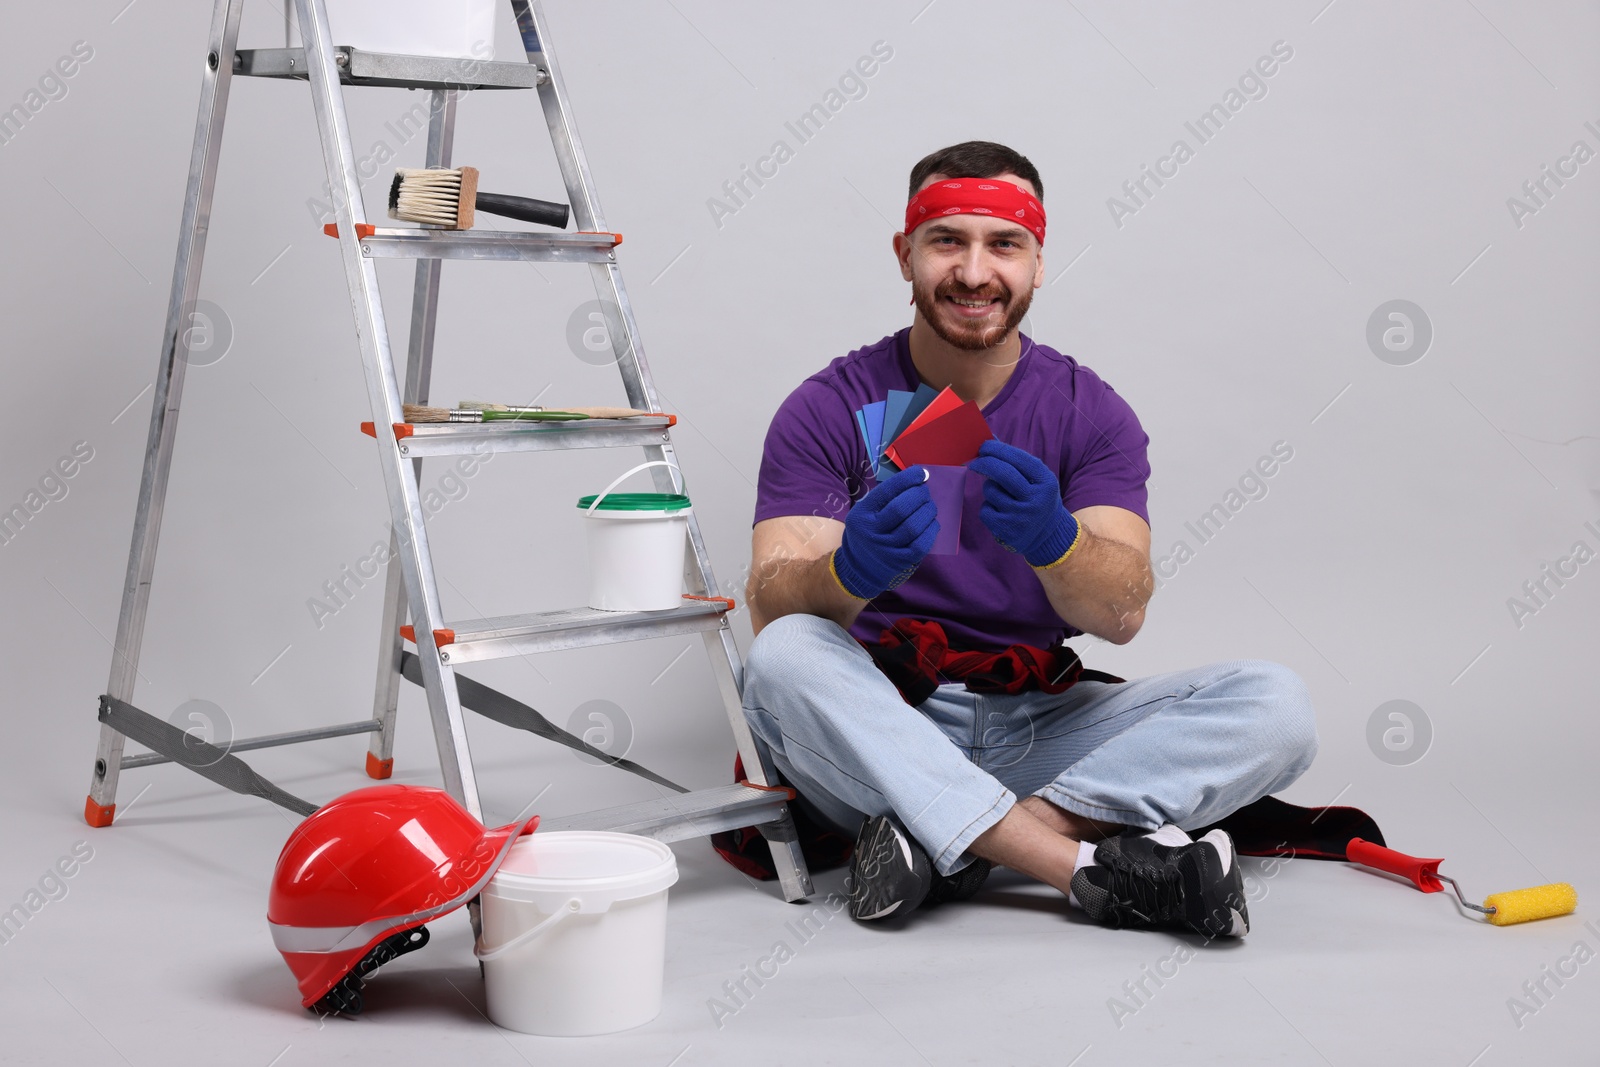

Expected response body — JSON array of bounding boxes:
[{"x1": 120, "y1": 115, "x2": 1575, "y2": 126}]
[
  {"x1": 1066, "y1": 838, "x2": 1098, "y2": 910},
  {"x1": 1065, "y1": 824, "x2": 1190, "y2": 910},
  {"x1": 1144, "y1": 823, "x2": 1192, "y2": 848}
]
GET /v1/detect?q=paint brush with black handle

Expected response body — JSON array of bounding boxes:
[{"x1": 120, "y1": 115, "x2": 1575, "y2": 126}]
[{"x1": 388, "y1": 166, "x2": 569, "y2": 230}]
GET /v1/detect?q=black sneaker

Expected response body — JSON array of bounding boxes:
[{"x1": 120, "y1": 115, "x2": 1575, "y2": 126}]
[
  {"x1": 848, "y1": 814, "x2": 933, "y2": 921},
  {"x1": 926, "y1": 858, "x2": 992, "y2": 906},
  {"x1": 1070, "y1": 826, "x2": 1248, "y2": 938}
]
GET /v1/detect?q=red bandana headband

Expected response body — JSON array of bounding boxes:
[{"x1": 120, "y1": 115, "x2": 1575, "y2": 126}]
[{"x1": 904, "y1": 178, "x2": 1046, "y2": 245}]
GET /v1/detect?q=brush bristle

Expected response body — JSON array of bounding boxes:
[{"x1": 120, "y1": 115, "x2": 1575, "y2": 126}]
[
  {"x1": 388, "y1": 168, "x2": 467, "y2": 227},
  {"x1": 1484, "y1": 883, "x2": 1578, "y2": 925},
  {"x1": 401, "y1": 403, "x2": 452, "y2": 423}
]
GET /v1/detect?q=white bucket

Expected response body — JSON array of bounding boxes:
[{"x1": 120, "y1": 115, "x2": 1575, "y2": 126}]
[
  {"x1": 578, "y1": 461, "x2": 692, "y2": 612},
  {"x1": 315, "y1": 0, "x2": 498, "y2": 61},
  {"x1": 477, "y1": 832, "x2": 678, "y2": 1037}
]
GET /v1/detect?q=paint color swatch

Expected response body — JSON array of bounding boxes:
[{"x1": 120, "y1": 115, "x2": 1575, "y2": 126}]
[
  {"x1": 862, "y1": 400, "x2": 887, "y2": 477},
  {"x1": 884, "y1": 386, "x2": 994, "y2": 468},
  {"x1": 895, "y1": 385, "x2": 965, "y2": 440},
  {"x1": 877, "y1": 389, "x2": 915, "y2": 478},
  {"x1": 925, "y1": 464, "x2": 965, "y2": 555},
  {"x1": 881, "y1": 383, "x2": 940, "y2": 472}
]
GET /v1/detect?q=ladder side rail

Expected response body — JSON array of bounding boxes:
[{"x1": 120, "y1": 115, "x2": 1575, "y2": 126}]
[
  {"x1": 511, "y1": 1, "x2": 606, "y2": 235},
  {"x1": 292, "y1": 0, "x2": 483, "y2": 817},
  {"x1": 516, "y1": 0, "x2": 809, "y2": 899},
  {"x1": 514, "y1": 2, "x2": 664, "y2": 420},
  {"x1": 516, "y1": 0, "x2": 700, "y2": 505},
  {"x1": 89, "y1": 0, "x2": 246, "y2": 823},
  {"x1": 700, "y1": 626, "x2": 813, "y2": 901},
  {"x1": 368, "y1": 88, "x2": 459, "y2": 778},
  {"x1": 516, "y1": 2, "x2": 765, "y2": 755},
  {"x1": 517, "y1": 0, "x2": 751, "y2": 708},
  {"x1": 514, "y1": 1, "x2": 718, "y2": 520}
]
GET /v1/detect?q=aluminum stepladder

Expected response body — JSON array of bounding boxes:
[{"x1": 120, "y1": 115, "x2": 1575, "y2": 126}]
[{"x1": 85, "y1": 0, "x2": 812, "y2": 904}]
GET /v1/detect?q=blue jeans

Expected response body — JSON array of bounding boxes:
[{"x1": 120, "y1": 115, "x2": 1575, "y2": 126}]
[{"x1": 742, "y1": 614, "x2": 1319, "y2": 877}]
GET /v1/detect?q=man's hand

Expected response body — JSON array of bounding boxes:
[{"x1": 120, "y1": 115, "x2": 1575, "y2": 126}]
[
  {"x1": 967, "y1": 439, "x2": 1082, "y2": 568},
  {"x1": 829, "y1": 466, "x2": 940, "y2": 600}
]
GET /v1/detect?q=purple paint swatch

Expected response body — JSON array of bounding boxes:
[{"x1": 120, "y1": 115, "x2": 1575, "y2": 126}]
[{"x1": 924, "y1": 465, "x2": 965, "y2": 556}]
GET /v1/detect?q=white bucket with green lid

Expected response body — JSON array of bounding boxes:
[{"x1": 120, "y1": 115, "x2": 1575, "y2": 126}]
[{"x1": 577, "y1": 461, "x2": 692, "y2": 612}]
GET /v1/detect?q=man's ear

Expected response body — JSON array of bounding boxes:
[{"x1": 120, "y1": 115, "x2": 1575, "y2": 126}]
[
  {"x1": 1032, "y1": 246, "x2": 1046, "y2": 290},
  {"x1": 893, "y1": 231, "x2": 914, "y2": 282}
]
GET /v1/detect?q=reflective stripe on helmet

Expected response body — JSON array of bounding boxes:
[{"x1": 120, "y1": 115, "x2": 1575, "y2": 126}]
[{"x1": 270, "y1": 910, "x2": 429, "y2": 955}]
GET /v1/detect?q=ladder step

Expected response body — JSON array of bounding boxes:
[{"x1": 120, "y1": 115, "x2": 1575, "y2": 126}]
[
  {"x1": 232, "y1": 46, "x2": 546, "y2": 91},
  {"x1": 539, "y1": 783, "x2": 794, "y2": 843},
  {"x1": 404, "y1": 599, "x2": 734, "y2": 664},
  {"x1": 362, "y1": 415, "x2": 675, "y2": 457},
  {"x1": 334, "y1": 226, "x2": 621, "y2": 263}
]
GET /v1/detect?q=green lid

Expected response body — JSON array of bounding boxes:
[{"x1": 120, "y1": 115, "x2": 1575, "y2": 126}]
[{"x1": 577, "y1": 491, "x2": 692, "y2": 512}]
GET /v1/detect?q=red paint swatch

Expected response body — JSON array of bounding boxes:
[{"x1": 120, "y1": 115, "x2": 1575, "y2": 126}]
[
  {"x1": 894, "y1": 386, "x2": 964, "y2": 440},
  {"x1": 885, "y1": 397, "x2": 993, "y2": 467}
]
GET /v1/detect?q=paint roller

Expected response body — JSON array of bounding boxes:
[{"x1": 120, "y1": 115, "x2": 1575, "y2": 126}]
[{"x1": 1347, "y1": 838, "x2": 1577, "y2": 926}]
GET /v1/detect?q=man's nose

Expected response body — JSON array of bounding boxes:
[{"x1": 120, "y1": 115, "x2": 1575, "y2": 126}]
[{"x1": 951, "y1": 244, "x2": 992, "y2": 288}]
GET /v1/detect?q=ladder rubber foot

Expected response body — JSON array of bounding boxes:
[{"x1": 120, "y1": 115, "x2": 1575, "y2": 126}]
[
  {"x1": 84, "y1": 797, "x2": 116, "y2": 827},
  {"x1": 365, "y1": 752, "x2": 394, "y2": 780}
]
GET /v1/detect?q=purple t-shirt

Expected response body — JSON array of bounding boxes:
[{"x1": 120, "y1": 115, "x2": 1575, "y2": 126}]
[{"x1": 754, "y1": 328, "x2": 1151, "y2": 652}]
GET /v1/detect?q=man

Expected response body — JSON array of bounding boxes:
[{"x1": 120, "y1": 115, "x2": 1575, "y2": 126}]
[{"x1": 742, "y1": 141, "x2": 1317, "y2": 937}]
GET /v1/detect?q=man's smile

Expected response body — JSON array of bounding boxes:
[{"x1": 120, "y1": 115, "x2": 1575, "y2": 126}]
[{"x1": 942, "y1": 289, "x2": 1006, "y2": 318}]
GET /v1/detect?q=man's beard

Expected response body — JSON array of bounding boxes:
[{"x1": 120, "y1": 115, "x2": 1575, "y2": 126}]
[{"x1": 912, "y1": 276, "x2": 1033, "y2": 351}]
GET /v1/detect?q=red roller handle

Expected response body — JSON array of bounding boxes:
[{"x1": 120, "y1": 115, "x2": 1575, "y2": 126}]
[{"x1": 1346, "y1": 837, "x2": 1445, "y2": 893}]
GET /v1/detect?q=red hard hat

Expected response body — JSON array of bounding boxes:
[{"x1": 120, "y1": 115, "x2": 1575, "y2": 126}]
[{"x1": 267, "y1": 784, "x2": 538, "y2": 1014}]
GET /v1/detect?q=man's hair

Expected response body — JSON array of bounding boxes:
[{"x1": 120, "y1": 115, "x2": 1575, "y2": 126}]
[{"x1": 907, "y1": 141, "x2": 1043, "y2": 201}]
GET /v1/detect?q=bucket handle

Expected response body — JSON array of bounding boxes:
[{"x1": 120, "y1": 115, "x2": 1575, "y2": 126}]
[
  {"x1": 473, "y1": 896, "x2": 584, "y2": 961},
  {"x1": 585, "y1": 460, "x2": 685, "y2": 515}
]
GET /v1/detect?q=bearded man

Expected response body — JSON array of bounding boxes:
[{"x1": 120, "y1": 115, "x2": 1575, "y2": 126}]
[{"x1": 741, "y1": 141, "x2": 1317, "y2": 937}]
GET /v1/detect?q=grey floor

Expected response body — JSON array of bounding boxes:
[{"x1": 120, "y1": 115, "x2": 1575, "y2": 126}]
[
  {"x1": 6, "y1": 1, "x2": 1600, "y2": 1063},
  {"x1": 3, "y1": 727, "x2": 1596, "y2": 1067}
]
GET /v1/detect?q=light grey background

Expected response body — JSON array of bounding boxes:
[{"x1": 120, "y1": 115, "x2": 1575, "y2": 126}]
[{"x1": 1, "y1": 1, "x2": 1597, "y2": 1064}]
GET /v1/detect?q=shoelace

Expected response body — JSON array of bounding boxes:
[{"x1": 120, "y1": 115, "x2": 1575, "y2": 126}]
[{"x1": 1100, "y1": 860, "x2": 1184, "y2": 928}]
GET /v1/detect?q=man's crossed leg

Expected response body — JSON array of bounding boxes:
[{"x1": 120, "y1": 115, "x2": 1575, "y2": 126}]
[{"x1": 742, "y1": 613, "x2": 1319, "y2": 936}]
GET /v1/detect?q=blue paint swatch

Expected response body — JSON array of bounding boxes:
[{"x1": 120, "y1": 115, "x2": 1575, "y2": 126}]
[{"x1": 862, "y1": 401, "x2": 887, "y2": 480}]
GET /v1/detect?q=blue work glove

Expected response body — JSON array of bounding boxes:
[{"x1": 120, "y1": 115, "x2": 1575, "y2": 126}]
[
  {"x1": 829, "y1": 466, "x2": 940, "y2": 600},
  {"x1": 967, "y1": 439, "x2": 1083, "y2": 568}
]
